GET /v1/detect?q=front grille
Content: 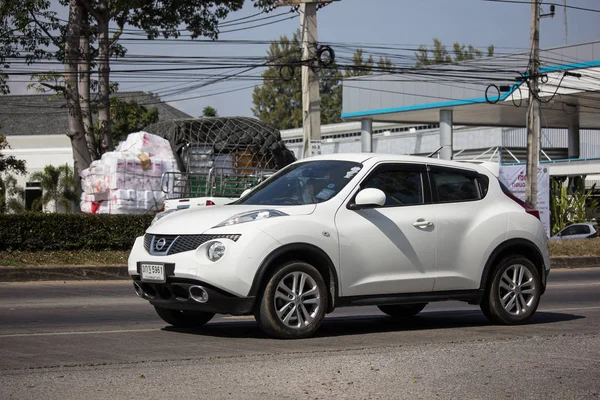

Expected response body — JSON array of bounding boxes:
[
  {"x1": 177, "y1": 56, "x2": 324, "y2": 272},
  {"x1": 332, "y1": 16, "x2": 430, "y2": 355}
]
[{"x1": 144, "y1": 233, "x2": 240, "y2": 256}]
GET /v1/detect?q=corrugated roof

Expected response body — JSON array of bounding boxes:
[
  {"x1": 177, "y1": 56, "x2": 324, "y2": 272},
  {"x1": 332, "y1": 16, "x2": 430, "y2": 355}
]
[{"x1": 0, "y1": 91, "x2": 192, "y2": 136}]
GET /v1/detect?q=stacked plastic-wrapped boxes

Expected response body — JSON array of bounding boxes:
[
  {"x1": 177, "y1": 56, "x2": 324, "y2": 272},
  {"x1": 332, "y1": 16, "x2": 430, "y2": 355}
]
[{"x1": 80, "y1": 131, "x2": 179, "y2": 214}]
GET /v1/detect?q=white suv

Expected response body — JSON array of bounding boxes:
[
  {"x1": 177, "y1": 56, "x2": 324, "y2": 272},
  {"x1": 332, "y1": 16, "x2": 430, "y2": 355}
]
[{"x1": 128, "y1": 154, "x2": 550, "y2": 339}]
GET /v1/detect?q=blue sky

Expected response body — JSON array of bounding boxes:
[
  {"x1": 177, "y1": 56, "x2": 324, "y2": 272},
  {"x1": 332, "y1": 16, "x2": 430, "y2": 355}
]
[{"x1": 10, "y1": 0, "x2": 600, "y2": 118}]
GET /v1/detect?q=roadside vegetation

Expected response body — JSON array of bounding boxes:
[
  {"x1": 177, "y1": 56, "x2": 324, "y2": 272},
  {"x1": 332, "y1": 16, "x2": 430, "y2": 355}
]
[{"x1": 1, "y1": 239, "x2": 599, "y2": 268}]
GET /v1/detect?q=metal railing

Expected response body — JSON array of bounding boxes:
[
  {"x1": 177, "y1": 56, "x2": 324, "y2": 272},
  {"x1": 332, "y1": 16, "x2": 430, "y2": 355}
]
[{"x1": 161, "y1": 167, "x2": 274, "y2": 199}]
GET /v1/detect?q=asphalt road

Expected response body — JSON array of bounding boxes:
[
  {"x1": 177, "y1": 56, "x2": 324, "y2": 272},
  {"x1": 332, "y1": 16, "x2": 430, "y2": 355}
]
[{"x1": 0, "y1": 268, "x2": 599, "y2": 399}]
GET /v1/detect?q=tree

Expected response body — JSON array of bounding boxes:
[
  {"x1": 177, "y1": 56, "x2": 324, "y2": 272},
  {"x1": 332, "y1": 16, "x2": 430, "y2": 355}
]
[
  {"x1": 252, "y1": 33, "x2": 391, "y2": 129},
  {"x1": 202, "y1": 106, "x2": 218, "y2": 118},
  {"x1": 2, "y1": 0, "x2": 270, "y2": 177},
  {"x1": 0, "y1": 135, "x2": 27, "y2": 176},
  {"x1": 344, "y1": 48, "x2": 374, "y2": 77},
  {"x1": 30, "y1": 164, "x2": 78, "y2": 212},
  {"x1": 550, "y1": 177, "x2": 598, "y2": 235},
  {"x1": 0, "y1": 174, "x2": 25, "y2": 213},
  {"x1": 415, "y1": 39, "x2": 495, "y2": 67},
  {"x1": 0, "y1": 129, "x2": 27, "y2": 213},
  {"x1": 107, "y1": 97, "x2": 159, "y2": 149}
]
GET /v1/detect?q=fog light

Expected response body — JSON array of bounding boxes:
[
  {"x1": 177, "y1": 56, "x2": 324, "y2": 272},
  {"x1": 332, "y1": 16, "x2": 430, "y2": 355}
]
[{"x1": 207, "y1": 241, "x2": 226, "y2": 262}]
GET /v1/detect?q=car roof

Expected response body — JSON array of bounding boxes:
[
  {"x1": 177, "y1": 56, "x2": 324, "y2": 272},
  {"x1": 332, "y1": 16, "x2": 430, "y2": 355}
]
[{"x1": 301, "y1": 153, "x2": 490, "y2": 174}]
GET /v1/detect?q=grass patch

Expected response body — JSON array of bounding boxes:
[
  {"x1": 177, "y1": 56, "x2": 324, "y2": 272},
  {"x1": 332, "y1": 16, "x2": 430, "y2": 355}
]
[
  {"x1": 0, "y1": 250, "x2": 130, "y2": 267},
  {"x1": 548, "y1": 238, "x2": 600, "y2": 257},
  {"x1": 0, "y1": 239, "x2": 599, "y2": 267}
]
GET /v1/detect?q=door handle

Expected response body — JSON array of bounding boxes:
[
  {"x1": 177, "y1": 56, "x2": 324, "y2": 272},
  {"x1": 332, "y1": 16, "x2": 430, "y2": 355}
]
[{"x1": 413, "y1": 219, "x2": 433, "y2": 228}]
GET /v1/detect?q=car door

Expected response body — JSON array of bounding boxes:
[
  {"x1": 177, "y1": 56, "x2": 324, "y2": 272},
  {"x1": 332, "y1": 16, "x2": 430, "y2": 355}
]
[
  {"x1": 334, "y1": 163, "x2": 437, "y2": 297},
  {"x1": 428, "y1": 166, "x2": 491, "y2": 291},
  {"x1": 561, "y1": 224, "x2": 590, "y2": 240}
]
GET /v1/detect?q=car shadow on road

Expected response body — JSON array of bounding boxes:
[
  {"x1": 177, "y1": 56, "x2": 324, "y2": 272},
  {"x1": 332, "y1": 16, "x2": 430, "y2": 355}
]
[{"x1": 162, "y1": 310, "x2": 584, "y2": 340}]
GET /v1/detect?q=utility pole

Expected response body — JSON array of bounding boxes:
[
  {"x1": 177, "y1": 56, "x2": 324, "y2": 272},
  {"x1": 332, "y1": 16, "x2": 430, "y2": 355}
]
[
  {"x1": 270, "y1": 0, "x2": 337, "y2": 158},
  {"x1": 525, "y1": 1, "x2": 554, "y2": 207},
  {"x1": 300, "y1": 1, "x2": 321, "y2": 159},
  {"x1": 526, "y1": 0, "x2": 541, "y2": 208},
  {"x1": 564, "y1": 0, "x2": 568, "y2": 45}
]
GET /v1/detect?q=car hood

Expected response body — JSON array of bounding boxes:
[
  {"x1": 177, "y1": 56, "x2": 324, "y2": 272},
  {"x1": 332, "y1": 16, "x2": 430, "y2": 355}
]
[{"x1": 147, "y1": 204, "x2": 317, "y2": 235}]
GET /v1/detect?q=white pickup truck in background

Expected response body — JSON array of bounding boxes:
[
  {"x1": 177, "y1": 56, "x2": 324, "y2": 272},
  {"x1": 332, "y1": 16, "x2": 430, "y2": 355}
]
[{"x1": 161, "y1": 167, "x2": 274, "y2": 211}]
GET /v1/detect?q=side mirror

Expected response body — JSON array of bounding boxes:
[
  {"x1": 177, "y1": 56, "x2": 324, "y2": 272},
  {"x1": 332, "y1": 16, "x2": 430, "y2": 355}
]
[
  {"x1": 349, "y1": 188, "x2": 386, "y2": 210},
  {"x1": 240, "y1": 188, "x2": 252, "y2": 198}
]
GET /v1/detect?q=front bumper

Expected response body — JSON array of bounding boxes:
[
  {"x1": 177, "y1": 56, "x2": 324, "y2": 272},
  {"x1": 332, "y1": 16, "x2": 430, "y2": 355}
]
[{"x1": 132, "y1": 276, "x2": 255, "y2": 315}]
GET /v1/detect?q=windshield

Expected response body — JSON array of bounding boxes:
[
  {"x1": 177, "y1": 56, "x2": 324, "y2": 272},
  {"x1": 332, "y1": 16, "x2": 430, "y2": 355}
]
[{"x1": 236, "y1": 160, "x2": 362, "y2": 206}]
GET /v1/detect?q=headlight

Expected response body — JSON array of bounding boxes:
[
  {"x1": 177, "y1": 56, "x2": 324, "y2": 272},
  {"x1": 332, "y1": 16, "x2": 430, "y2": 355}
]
[
  {"x1": 207, "y1": 241, "x2": 226, "y2": 262},
  {"x1": 151, "y1": 209, "x2": 178, "y2": 225},
  {"x1": 213, "y1": 209, "x2": 288, "y2": 228}
]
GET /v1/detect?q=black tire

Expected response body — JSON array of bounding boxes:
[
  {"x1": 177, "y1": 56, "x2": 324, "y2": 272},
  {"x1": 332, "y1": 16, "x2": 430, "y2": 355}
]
[
  {"x1": 377, "y1": 303, "x2": 427, "y2": 318},
  {"x1": 154, "y1": 306, "x2": 214, "y2": 328},
  {"x1": 254, "y1": 261, "x2": 328, "y2": 339},
  {"x1": 480, "y1": 256, "x2": 541, "y2": 325}
]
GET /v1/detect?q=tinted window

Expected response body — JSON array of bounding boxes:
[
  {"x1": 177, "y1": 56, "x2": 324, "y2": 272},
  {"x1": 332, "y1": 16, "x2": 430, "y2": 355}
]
[
  {"x1": 363, "y1": 169, "x2": 423, "y2": 206},
  {"x1": 477, "y1": 174, "x2": 489, "y2": 197},
  {"x1": 432, "y1": 170, "x2": 479, "y2": 202},
  {"x1": 562, "y1": 225, "x2": 590, "y2": 236},
  {"x1": 237, "y1": 160, "x2": 362, "y2": 206}
]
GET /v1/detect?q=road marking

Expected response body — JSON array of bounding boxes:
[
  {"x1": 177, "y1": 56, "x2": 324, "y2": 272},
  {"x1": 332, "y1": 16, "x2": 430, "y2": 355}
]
[
  {"x1": 547, "y1": 282, "x2": 600, "y2": 288},
  {"x1": 541, "y1": 305, "x2": 600, "y2": 313},
  {"x1": 2, "y1": 305, "x2": 600, "y2": 338},
  {"x1": 0, "y1": 328, "x2": 158, "y2": 338}
]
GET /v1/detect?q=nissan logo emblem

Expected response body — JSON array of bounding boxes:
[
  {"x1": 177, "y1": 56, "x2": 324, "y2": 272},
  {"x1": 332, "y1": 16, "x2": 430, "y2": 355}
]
[{"x1": 155, "y1": 238, "x2": 167, "y2": 251}]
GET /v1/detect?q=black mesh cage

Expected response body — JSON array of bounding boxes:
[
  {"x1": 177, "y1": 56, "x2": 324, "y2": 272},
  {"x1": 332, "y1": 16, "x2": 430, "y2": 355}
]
[{"x1": 143, "y1": 117, "x2": 296, "y2": 173}]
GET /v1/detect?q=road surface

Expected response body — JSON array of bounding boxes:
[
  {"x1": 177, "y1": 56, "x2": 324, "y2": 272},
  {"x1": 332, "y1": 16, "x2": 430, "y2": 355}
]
[{"x1": 0, "y1": 268, "x2": 599, "y2": 399}]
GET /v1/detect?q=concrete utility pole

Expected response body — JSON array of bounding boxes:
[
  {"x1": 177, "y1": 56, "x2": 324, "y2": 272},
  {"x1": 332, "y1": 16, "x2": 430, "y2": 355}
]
[
  {"x1": 526, "y1": 0, "x2": 541, "y2": 208},
  {"x1": 300, "y1": 1, "x2": 321, "y2": 158},
  {"x1": 271, "y1": 0, "x2": 336, "y2": 158},
  {"x1": 563, "y1": 0, "x2": 568, "y2": 45}
]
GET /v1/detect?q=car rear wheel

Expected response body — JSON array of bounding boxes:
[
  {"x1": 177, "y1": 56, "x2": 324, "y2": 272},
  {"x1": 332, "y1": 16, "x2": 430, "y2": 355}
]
[
  {"x1": 377, "y1": 303, "x2": 427, "y2": 318},
  {"x1": 480, "y1": 256, "x2": 541, "y2": 325},
  {"x1": 254, "y1": 261, "x2": 328, "y2": 339},
  {"x1": 154, "y1": 306, "x2": 215, "y2": 328}
]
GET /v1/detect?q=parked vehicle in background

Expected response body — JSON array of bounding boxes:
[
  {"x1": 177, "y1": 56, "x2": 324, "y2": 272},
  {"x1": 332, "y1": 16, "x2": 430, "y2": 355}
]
[
  {"x1": 161, "y1": 168, "x2": 274, "y2": 211},
  {"x1": 550, "y1": 223, "x2": 598, "y2": 240},
  {"x1": 129, "y1": 153, "x2": 550, "y2": 339}
]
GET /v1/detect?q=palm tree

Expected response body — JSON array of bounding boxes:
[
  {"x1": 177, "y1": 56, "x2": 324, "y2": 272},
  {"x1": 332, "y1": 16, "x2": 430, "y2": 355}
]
[
  {"x1": 0, "y1": 174, "x2": 25, "y2": 213},
  {"x1": 30, "y1": 164, "x2": 77, "y2": 212}
]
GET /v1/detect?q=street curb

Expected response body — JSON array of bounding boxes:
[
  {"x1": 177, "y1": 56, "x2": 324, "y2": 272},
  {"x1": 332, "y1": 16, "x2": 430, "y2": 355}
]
[
  {"x1": 0, "y1": 257, "x2": 599, "y2": 282},
  {"x1": 550, "y1": 256, "x2": 600, "y2": 269},
  {"x1": 0, "y1": 266, "x2": 129, "y2": 282}
]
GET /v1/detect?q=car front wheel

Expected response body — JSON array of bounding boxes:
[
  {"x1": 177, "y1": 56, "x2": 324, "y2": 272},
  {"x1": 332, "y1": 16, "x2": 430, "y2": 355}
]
[
  {"x1": 481, "y1": 256, "x2": 541, "y2": 325},
  {"x1": 154, "y1": 306, "x2": 215, "y2": 328},
  {"x1": 254, "y1": 261, "x2": 328, "y2": 339}
]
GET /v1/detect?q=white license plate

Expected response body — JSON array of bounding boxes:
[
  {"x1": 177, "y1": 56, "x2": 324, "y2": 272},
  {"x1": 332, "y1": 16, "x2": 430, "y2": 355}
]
[{"x1": 140, "y1": 263, "x2": 165, "y2": 282}]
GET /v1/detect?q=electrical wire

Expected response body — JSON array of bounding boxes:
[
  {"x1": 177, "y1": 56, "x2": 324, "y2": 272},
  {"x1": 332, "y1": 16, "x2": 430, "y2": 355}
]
[{"x1": 478, "y1": 0, "x2": 600, "y2": 13}]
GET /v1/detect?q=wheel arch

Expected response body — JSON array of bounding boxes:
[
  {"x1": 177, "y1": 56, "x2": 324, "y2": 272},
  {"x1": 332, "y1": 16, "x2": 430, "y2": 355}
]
[
  {"x1": 480, "y1": 238, "x2": 547, "y2": 295},
  {"x1": 248, "y1": 243, "x2": 339, "y2": 313}
]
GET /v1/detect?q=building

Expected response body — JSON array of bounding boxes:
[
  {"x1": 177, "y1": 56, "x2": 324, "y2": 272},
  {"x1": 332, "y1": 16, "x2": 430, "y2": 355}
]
[{"x1": 0, "y1": 92, "x2": 191, "y2": 210}]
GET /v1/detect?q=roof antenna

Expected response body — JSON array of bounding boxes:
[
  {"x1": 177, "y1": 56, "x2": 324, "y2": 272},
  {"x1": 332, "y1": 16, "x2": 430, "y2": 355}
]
[{"x1": 427, "y1": 146, "x2": 443, "y2": 158}]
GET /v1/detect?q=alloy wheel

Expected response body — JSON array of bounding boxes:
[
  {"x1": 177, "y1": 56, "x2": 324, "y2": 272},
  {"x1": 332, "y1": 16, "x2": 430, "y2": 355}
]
[
  {"x1": 273, "y1": 271, "x2": 321, "y2": 329},
  {"x1": 498, "y1": 264, "x2": 537, "y2": 316}
]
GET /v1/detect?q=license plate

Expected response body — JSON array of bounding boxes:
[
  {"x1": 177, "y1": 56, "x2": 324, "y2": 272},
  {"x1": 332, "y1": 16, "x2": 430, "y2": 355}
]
[{"x1": 140, "y1": 263, "x2": 165, "y2": 282}]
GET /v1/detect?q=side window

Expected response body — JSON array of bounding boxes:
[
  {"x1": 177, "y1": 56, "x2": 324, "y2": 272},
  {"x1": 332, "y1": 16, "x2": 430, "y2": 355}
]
[
  {"x1": 362, "y1": 167, "x2": 423, "y2": 206},
  {"x1": 570, "y1": 225, "x2": 590, "y2": 235},
  {"x1": 477, "y1": 174, "x2": 489, "y2": 198},
  {"x1": 432, "y1": 170, "x2": 480, "y2": 203},
  {"x1": 561, "y1": 226, "x2": 577, "y2": 236}
]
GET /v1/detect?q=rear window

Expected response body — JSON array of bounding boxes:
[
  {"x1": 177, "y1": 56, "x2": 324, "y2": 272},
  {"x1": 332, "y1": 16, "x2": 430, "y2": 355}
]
[{"x1": 432, "y1": 170, "x2": 480, "y2": 202}]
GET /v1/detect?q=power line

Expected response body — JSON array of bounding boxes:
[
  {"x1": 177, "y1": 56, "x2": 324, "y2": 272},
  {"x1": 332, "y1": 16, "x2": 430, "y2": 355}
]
[{"x1": 479, "y1": 0, "x2": 600, "y2": 13}]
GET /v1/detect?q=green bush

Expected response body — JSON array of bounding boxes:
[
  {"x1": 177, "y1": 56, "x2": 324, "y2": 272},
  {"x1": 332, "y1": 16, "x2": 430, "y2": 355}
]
[{"x1": 0, "y1": 213, "x2": 154, "y2": 251}]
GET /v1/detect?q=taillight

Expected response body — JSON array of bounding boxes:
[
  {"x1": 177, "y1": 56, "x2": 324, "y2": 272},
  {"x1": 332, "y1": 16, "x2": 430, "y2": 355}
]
[
  {"x1": 500, "y1": 182, "x2": 540, "y2": 220},
  {"x1": 206, "y1": 200, "x2": 215, "y2": 206}
]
